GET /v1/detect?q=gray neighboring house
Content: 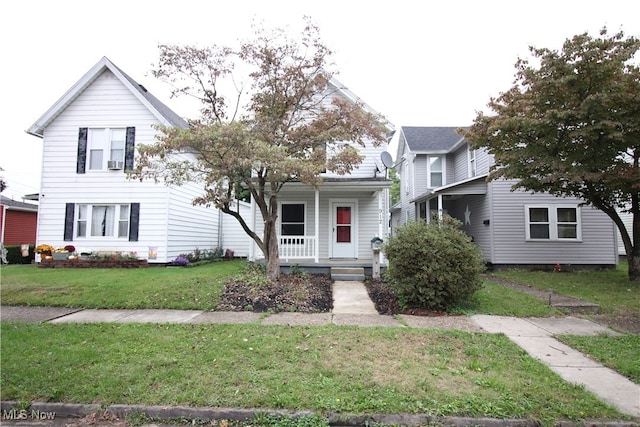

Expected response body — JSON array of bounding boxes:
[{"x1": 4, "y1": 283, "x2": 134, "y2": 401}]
[{"x1": 391, "y1": 126, "x2": 618, "y2": 268}]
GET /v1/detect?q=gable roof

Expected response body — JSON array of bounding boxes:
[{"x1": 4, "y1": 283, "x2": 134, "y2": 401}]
[
  {"x1": 329, "y1": 77, "x2": 395, "y2": 136},
  {"x1": 27, "y1": 56, "x2": 188, "y2": 137},
  {"x1": 401, "y1": 126, "x2": 466, "y2": 153}
]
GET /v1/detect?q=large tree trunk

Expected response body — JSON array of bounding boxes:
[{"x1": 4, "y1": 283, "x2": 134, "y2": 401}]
[
  {"x1": 266, "y1": 232, "x2": 281, "y2": 282},
  {"x1": 628, "y1": 251, "x2": 640, "y2": 282},
  {"x1": 263, "y1": 211, "x2": 281, "y2": 282}
]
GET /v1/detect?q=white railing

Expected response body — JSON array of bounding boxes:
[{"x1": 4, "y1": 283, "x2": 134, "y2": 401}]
[{"x1": 279, "y1": 235, "x2": 317, "y2": 260}]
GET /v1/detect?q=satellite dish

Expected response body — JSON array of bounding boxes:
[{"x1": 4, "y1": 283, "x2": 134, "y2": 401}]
[{"x1": 380, "y1": 151, "x2": 394, "y2": 168}]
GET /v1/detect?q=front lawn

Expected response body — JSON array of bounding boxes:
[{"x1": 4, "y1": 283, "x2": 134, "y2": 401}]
[
  {"x1": 491, "y1": 261, "x2": 640, "y2": 317},
  {"x1": 556, "y1": 334, "x2": 640, "y2": 384},
  {"x1": 0, "y1": 260, "x2": 245, "y2": 310},
  {"x1": 0, "y1": 322, "x2": 627, "y2": 424}
]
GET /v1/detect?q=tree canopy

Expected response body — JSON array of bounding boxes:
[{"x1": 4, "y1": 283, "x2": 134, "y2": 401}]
[
  {"x1": 132, "y1": 19, "x2": 389, "y2": 280},
  {"x1": 464, "y1": 28, "x2": 640, "y2": 281}
]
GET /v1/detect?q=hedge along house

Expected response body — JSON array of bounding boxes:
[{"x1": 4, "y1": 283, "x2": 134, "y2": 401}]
[
  {"x1": 247, "y1": 78, "x2": 395, "y2": 275},
  {"x1": 392, "y1": 126, "x2": 618, "y2": 269},
  {"x1": 26, "y1": 57, "x2": 228, "y2": 263}
]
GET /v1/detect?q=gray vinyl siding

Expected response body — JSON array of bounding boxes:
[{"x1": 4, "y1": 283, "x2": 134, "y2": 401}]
[
  {"x1": 450, "y1": 194, "x2": 493, "y2": 261},
  {"x1": 475, "y1": 148, "x2": 493, "y2": 176},
  {"x1": 451, "y1": 145, "x2": 469, "y2": 182},
  {"x1": 489, "y1": 180, "x2": 617, "y2": 265}
]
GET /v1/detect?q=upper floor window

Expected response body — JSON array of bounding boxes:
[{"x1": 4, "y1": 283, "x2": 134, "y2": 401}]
[
  {"x1": 88, "y1": 128, "x2": 126, "y2": 170},
  {"x1": 468, "y1": 145, "x2": 477, "y2": 177},
  {"x1": 525, "y1": 205, "x2": 581, "y2": 241},
  {"x1": 428, "y1": 156, "x2": 443, "y2": 188},
  {"x1": 76, "y1": 204, "x2": 131, "y2": 238}
]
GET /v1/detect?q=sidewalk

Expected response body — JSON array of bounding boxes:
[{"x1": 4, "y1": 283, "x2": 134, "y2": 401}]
[{"x1": 1, "y1": 281, "x2": 639, "y2": 419}]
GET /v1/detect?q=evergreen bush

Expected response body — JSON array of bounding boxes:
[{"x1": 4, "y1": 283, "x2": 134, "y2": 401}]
[
  {"x1": 383, "y1": 216, "x2": 485, "y2": 310},
  {"x1": 2, "y1": 244, "x2": 35, "y2": 264}
]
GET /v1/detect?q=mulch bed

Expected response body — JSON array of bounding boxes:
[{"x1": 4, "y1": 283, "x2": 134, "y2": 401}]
[{"x1": 216, "y1": 273, "x2": 333, "y2": 313}]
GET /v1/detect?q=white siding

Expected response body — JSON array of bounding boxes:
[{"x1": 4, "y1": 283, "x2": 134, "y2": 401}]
[
  {"x1": 220, "y1": 201, "x2": 252, "y2": 258},
  {"x1": 616, "y1": 207, "x2": 633, "y2": 256},
  {"x1": 166, "y1": 179, "x2": 219, "y2": 260},
  {"x1": 35, "y1": 69, "x2": 218, "y2": 263}
]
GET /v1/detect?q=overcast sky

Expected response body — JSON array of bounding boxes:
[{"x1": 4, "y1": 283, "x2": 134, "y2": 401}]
[{"x1": 1, "y1": 0, "x2": 638, "y2": 201}]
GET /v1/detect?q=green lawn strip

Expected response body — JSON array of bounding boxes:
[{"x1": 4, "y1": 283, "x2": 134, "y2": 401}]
[
  {"x1": 1, "y1": 323, "x2": 625, "y2": 424},
  {"x1": 556, "y1": 334, "x2": 640, "y2": 384},
  {"x1": 492, "y1": 262, "x2": 639, "y2": 317},
  {"x1": 0, "y1": 260, "x2": 245, "y2": 310},
  {"x1": 452, "y1": 280, "x2": 561, "y2": 317}
]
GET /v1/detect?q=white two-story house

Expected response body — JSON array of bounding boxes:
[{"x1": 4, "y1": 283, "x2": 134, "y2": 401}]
[
  {"x1": 27, "y1": 57, "x2": 392, "y2": 269},
  {"x1": 391, "y1": 126, "x2": 618, "y2": 269},
  {"x1": 26, "y1": 57, "x2": 228, "y2": 263},
  {"x1": 248, "y1": 78, "x2": 394, "y2": 271}
]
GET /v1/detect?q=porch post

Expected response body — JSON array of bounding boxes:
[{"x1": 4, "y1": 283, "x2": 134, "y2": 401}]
[
  {"x1": 378, "y1": 191, "x2": 384, "y2": 238},
  {"x1": 438, "y1": 194, "x2": 444, "y2": 221},
  {"x1": 315, "y1": 189, "x2": 319, "y2": 263},
  {"x1": 249, "y1": 194, "x2": 256, "y2": 261}
]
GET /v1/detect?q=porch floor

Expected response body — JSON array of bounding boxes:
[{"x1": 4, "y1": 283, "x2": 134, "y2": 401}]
[
  {"x1": 254, "y1": 258, "x2": 385, "y2": 276},
  {"x1": 278, "y1": 258, "x2": 386, "y2": 277}
]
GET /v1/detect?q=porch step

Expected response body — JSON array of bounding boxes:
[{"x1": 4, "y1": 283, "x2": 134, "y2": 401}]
[{"x1": 331, "y1": 267, "x2": 365, "y2": 281}]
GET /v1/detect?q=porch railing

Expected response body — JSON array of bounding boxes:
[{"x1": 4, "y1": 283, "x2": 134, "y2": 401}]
[{"x1": 279, "y1": 236, "x2": 317, "y2": 260}]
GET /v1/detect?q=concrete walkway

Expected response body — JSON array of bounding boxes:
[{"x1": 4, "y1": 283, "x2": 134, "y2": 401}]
[
  {"x1": 1, "y1": 280, "x2": 639, "y2": 418},
  {"x1": 472, "y1": 315, "x2": 639, "y2": 417}
]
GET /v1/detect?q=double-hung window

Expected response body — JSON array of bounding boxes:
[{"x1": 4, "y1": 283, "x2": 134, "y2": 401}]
[
  {"x1": 281, "y1": 203, "x2": 305, "y2": 245},
  {"x1": 428, "y1": 156, "x2": 443, "y2": 188},
  {"x1": 468, "y1": 145, "x2": 477, "y2": 177},
  {"x1": 76, "y1": 204, "x2": 131, "y2": 238},
  {"x1": 525, "y1": 205, "x2": 581, "y2": 241},
  {"x1": 88, "y1": 128, "x2": 126, "y2": 170}
]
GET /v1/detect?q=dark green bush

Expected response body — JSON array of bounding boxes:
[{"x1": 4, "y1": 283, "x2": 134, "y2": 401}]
[
  {"x1": 383, "y1": 216, "x2": 485, "y2": 310},
  {"x1": 2, "y1": 244, "x2": 35, "y2": 264}
]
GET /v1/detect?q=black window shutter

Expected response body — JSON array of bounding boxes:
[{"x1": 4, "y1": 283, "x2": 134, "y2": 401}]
[
  {"x1": 124, "y1": 127, "x2": 135, "y2": 172},
  {"x1": 129, "y1": 203, "x2": 140, "y2": 241},
  {"x1": 64, "y1": 203, "x2": 75, "y2": 241},
  {"x1": 77, "y1": 128, "x2": 88, "y2": 174}
]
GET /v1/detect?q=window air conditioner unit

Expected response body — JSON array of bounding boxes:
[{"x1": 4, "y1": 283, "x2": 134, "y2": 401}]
[{"x1": 107, "y1": 160, "x2": 124, "y2": 170}]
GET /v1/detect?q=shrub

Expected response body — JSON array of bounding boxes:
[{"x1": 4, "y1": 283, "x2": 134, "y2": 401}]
[
  {"x1": 2, "y1": 244, "x2": 35, "y2": 264},
  {"x1": 178, "y1": 247, "x2": 224, "y2": 264},
  {"x1": 383, "y1": 216, "x2": 485, "y2": 310}
]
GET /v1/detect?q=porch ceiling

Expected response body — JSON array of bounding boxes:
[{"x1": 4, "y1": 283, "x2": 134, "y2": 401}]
[{"x1": 279, "y1": 178, "x2": 392, "y2": 193}]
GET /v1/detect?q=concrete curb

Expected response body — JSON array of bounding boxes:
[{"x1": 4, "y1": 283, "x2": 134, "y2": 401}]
[{"x1": 2, "y1": 401, "x2": 638, "y2": 427}]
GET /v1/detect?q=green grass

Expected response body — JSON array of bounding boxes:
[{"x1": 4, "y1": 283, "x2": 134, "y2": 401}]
[
  {"x1": 454, "y1": 280, "x2": 561, "y2": 317},
  {"x1": 492, "y1": 261, "x2": 640, "y2": 317},
  {"x1": 0, "y1": 322, "x2": 627, "y2": 425},
  {"x1": 0, "y1": 260, "x2": 245, "y2": 310},
  {"x1": 556, "y1": 334, "x2": 640, "y2": 384}
]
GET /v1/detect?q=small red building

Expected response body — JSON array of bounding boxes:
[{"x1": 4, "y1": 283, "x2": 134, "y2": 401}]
[{"x1": 1, "y1": 195, "x2": 38, "y2": 246}]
